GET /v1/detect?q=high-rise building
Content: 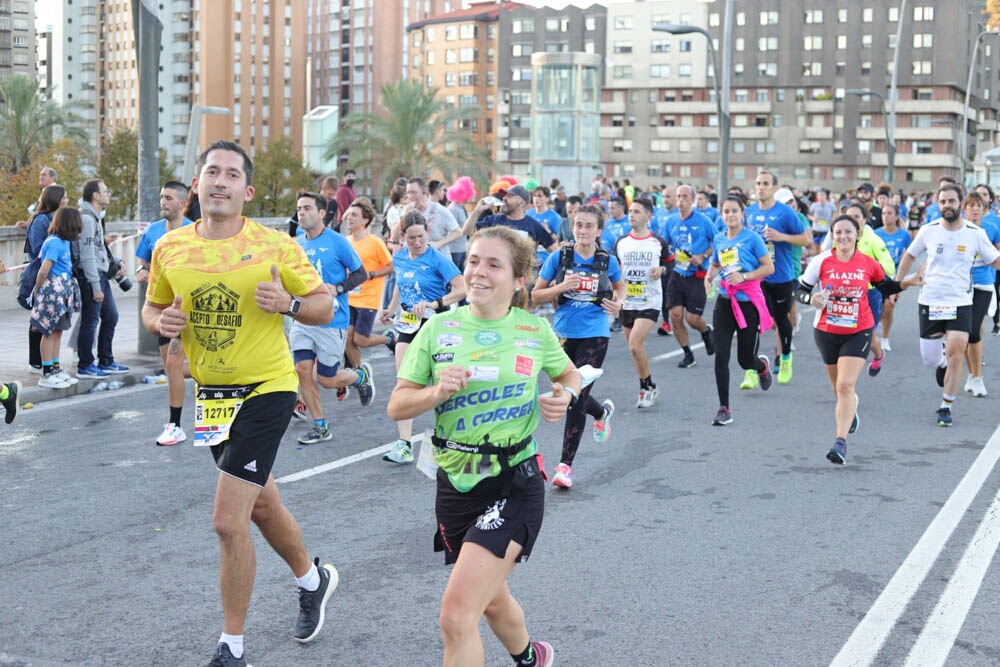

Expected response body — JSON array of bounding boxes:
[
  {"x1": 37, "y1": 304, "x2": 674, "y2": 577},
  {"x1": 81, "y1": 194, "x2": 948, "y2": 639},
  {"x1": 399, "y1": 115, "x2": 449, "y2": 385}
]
[
  {"x1": 407, "y1": 1, "x2": 607, "y2": 178},
  {"x1": 600, "y1": 0, "x2": 1000, "y2": 192},
  {"x1": 307, "y1": 0, "x2": 449, "y2": 130}
]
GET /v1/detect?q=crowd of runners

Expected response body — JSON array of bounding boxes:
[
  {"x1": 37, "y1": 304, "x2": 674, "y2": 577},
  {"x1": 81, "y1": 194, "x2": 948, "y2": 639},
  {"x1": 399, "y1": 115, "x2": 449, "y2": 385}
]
[{"x1": 6, "y1": 153, "x2": 1000, "y2": 667}]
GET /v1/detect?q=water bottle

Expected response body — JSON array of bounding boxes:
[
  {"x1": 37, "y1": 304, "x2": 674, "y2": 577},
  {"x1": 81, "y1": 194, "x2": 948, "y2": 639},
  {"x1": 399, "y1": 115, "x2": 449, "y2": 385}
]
[
  {"x1": 89, "y1": 382, "x2": 109, "y2": 393},
  {"x1": 814, "y1": 284, "x2": 831, "y2": 308},
  {"x1": 107, "y1": 381, "x2": 125, "y2": 390}
]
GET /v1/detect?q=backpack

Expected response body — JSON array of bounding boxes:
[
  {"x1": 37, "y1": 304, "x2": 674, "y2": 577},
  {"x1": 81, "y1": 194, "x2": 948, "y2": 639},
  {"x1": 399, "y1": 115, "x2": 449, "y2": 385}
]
[
  {"x1": 553, "y1": 243, "x2": 612, "y2": 305},
  {"x1": 16, "y1": 257, "x2": 41, "y2": 310}
]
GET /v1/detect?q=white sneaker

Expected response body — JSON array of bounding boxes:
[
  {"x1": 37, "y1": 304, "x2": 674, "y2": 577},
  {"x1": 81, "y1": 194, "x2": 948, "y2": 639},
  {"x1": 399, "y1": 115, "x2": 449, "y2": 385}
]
[
  {"x1": 156, "y1": 423, "x2": 187, "y2": 446},
  {"x1": 38, "y1": 374, "x2": 71, "y2": 389},
  {"x1": 882, "y1": 339, "x2": 891, "y2": 352},
  {"x1": 53, "y1": 371, "x2": 79, "y2": 386},
  {"x1": 636, "y1": 387, "x2": 659, "y2": 409},
  {"x1": 972, "y1": 376, "x2": 988, "y2": 398}
]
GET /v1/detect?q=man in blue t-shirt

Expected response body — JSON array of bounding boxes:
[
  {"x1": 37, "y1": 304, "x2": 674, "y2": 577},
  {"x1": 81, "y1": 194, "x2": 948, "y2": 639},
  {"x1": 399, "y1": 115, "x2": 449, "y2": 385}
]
[
  {"x1": 743, "y1": 170, "x2": 810, "y2": 384},
  {"x1": 290, "y1": 191, "x2": 373, "y2": 445},
  {"x1": 599, "y1": 196, "x2": 631, "y2": 252},
  {"x1": 464, "y1": 184, "x2": 558, "y2": 252},
  {"x1": 136, "y1": 180, "x2": 195, "y2": 446}
]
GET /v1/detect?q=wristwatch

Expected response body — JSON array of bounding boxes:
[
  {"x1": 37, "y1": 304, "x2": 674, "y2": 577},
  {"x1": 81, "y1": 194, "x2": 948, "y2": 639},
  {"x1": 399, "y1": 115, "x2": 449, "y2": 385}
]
[
  {"x1": 434, "y1": 297, "x2": 444, "y2": 310},
  {"x1": 284, "y1": 295, "x2": 302, "y2": 317}
]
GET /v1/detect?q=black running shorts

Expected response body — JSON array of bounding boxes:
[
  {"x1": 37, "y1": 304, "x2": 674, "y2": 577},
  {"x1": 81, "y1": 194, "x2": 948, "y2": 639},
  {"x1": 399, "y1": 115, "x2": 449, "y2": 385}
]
[
  {"x1": 434, "y1": 463, "x2": 545, "y2": 566},
  {"x1": 665, "y1": 272, "x2": 708, "y2": 314},
  {"x1": 813, "y1": 327, "x2": 873, "y2": 365},
  {"x1": 210, "y1": 391, "x2": 296, "y2": 487},
  {"x1": 918, "y1": 304, "x2": 973, "y2": 339},
  {"x1": 621, "y1": 308, "x2": 659, "y2": 329}
]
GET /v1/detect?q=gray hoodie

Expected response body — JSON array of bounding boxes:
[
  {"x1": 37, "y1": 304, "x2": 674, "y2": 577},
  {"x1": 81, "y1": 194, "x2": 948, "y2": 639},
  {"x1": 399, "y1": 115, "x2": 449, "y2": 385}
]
[{"x1": 78, "y1": 198, "x2": 110, "y2": 291}]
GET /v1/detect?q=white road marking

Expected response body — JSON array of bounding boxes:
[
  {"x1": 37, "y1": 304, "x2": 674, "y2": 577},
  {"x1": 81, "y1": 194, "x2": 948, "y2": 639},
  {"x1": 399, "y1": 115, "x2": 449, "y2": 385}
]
[
  {"x1": 276, "y1": 434, "x2": 425, "y2": 484},
  {"x1": 903, "y1": 485, "x2": 1000, "y2": 667},
  {"x1": 651, "y1": 341, "x2": 704, "y2": 361},
  {"x1": 830, "y1": 423, "x2": 1000, "y2": 667}
]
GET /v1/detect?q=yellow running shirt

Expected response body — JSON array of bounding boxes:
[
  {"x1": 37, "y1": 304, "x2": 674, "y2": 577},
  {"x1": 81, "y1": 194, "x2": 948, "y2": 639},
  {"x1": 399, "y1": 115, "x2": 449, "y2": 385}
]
[{"x1": 147, "y1": 218, "x2": 323, "y2": 393}]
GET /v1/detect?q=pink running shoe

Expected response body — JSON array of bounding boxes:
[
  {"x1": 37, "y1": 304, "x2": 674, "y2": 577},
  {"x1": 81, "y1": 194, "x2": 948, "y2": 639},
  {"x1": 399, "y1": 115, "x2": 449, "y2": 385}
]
[
  {"x1": 530, "y1": 640, "x2": 554, "y2": 667},
  {"x1": 552, "y1": 464, "x2": 573, "y2": 489}
]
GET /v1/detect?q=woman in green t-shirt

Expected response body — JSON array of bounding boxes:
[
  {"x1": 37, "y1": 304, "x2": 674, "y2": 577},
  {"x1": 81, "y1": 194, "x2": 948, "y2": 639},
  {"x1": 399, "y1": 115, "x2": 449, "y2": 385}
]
[{"x1": 388, "y1": 226, "x2": 580, "y2": 667}]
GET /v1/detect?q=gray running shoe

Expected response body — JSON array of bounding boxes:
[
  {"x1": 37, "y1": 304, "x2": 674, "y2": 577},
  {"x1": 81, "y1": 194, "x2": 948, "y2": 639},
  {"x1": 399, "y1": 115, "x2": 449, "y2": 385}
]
[
  {"x1": 294, "y1": 558, "x2": 339, "y2": 643},
  {"x1": 207, "y1": 642, "x2": 246, "y2": 667},
  {"x1": 357, "y1": 362, "x2": 375, "y2": 407},
  {"x1": 298, "y1": 426, "x2": 332, "y2": 445}
]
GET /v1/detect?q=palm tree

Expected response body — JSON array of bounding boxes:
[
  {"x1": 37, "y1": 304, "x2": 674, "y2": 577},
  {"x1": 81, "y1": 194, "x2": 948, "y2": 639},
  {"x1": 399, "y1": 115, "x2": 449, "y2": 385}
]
[
  {"x1": 325, "y1": 79, "x2": 494, "y2": 193},
  {"x1": 0, "y1": 75, "x2": 88, "y2": 173}
]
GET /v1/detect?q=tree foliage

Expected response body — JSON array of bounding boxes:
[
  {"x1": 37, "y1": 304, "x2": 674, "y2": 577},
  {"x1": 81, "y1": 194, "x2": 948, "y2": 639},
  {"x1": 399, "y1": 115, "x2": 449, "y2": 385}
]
[
  {"x1": 987, "y1": 0, "x2": 1000, "y2": 29},
  {"x1": 325, "y1": 79, "x2": 494, "y2": 196},
  {"x1": 0, "y1": 139, "x2": 90, "y2": 226},
  {"x1": 244, "y1": 136, "x2": 315, "y2": 218},
  {"x1": 0, "y1": 74, "x2": 88, "y2": 174},
  {"x1": 97, "y1": 125, "x2": 176, "y2": 221}
]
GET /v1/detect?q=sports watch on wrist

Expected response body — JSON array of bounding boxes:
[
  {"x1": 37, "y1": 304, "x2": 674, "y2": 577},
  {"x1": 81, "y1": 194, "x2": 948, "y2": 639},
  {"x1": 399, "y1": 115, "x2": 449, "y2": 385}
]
[{"x1": 284, "y1": 294, "x2": 302, "y2": 317}]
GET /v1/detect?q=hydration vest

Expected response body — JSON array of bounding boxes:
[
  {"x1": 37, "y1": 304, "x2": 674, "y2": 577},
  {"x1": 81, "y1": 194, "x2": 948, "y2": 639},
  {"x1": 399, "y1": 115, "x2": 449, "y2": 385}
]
[{"x1": 554, "y1": 244, "x2": 613, "y2": 305}]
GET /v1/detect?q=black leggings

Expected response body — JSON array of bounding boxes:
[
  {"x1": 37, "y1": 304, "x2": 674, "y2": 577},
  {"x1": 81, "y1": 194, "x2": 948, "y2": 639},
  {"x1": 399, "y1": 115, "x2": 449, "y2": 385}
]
[
  {"x1": 993, "y1": 272, "x2": 1000, "y2": 326},
  {"x1": 762, "y1": 280, "x2": 796, "y2": 354},
  {"x1": 712, "y1": 297, "x2": 765, "y2": 408},
  {"x1": 560, "y1": 336, "x2": 609, "y2": 467}
]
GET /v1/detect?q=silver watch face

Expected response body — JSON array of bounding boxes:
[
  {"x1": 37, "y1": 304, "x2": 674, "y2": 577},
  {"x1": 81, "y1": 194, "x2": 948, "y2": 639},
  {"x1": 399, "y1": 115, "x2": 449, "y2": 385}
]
[{"x1": 288, "y1": 297, "x2": 301, "y2": 315}]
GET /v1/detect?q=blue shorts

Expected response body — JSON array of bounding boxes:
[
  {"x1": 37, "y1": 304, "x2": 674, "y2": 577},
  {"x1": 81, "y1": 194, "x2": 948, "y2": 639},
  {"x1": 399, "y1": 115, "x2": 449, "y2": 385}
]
[{"x1": 867, "y1": 289, "x2": 883, "y2": 332}]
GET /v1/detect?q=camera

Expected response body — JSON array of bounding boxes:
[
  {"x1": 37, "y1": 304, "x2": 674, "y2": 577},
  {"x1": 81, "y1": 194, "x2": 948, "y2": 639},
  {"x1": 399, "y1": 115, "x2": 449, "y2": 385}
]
[{"x1": 112, "y1": 273, "x2": 133, "y2": 292}]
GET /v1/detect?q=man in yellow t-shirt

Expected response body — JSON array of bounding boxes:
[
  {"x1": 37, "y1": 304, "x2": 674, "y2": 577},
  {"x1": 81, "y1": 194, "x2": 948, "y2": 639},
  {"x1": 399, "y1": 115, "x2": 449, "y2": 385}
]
[
  {"x1": 141, "y1": 140, "x2": 338, "y2": 666},
  {"x1": 343, "y1": 196, "x2": 395, "y2": 367}
]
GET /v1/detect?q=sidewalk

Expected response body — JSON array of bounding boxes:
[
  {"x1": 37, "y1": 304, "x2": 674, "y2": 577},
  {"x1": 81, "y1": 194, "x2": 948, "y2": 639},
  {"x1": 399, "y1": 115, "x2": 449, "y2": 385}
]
[{"x1": 0, "y1": 285, "x2": 162, "y2": 407}]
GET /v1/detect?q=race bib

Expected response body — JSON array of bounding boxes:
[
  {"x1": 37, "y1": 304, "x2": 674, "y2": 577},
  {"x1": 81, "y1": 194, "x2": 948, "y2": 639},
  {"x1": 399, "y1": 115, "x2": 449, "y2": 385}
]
[
  {"x1": 826, "y1": 295, "x2": 860, "y2": 328},
  {"x1": 765, "y1": 241, "x2": 776, "y2": 262},
  {"x1": 929, "y1": 305, "x2": 958, "y2": 321},
  {"x1": 396, "y1": 308, "x2": 421, "y2": 334},
  {"x1": 719, "y1": 247, "x2": 740, "y2": 275},
  {"x1": 674, "y1": 250, "x2": 691, "y2": 272},
  {"x1": 813, "y1": 219, "x2": 829, "y2": 233},
  {"x1": 194, "y1": 384, "x2": 255, "y2": 447},
  {"x1": 626, "y1": 280, "x2": 647, "y2": 299}
]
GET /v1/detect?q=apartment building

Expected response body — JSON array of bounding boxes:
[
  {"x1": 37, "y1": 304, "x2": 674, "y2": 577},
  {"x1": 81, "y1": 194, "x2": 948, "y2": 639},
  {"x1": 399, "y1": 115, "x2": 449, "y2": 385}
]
[{"x1": 601, "y1": 0, "x2": 999, "y2": 192}]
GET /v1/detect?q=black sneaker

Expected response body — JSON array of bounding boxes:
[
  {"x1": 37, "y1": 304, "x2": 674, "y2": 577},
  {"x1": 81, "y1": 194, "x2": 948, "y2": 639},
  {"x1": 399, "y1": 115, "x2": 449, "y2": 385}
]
[
  {"x1": 207, "y1": 642, "x2": 246, "y2": 667},
  {"x1": 712, "y1": 406, "x2": 733, "y2": 425},
  {"x1": 936, "y1": 364, "x2": 946, "y2": 388},
  {"x1": 295, "y1": 558, "x2": 339, "y2": 643},
  {"x1": 702, "y1": 325, "x2": 715, "y2": 355},
  {"x1": 357, "y1": 362, "x2": 375, "y2": 407},
  {"x1": 992, "y1": 323, "x2": 1000, "y2": 336},
  {"x1": 937, "y1": 406, "x2": 953, "y2": 427},
  {"x1": 677, "y1": 352, "x2": 696, "y2": 369},
  {"x1": 2, "y1": 381, "x2": 21, "y2": 424},
  {"x1": 757, "y1": 355, "x2": 773, "y2": 391},
  {"x1": 383, "y1": 330, "x2": 397, "y2": 353}
]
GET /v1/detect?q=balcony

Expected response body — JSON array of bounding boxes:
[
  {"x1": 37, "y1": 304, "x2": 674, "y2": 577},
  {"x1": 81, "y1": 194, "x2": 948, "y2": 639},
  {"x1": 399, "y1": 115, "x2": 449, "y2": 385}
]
[
  {"x1": 804, "y1": 126, "x2": 833, "y2": 140},
  {"x1": 654, "y1": 101, "x2": 715, "y2": 114},
  {"x1": 599, "y1": 126, "x2": 624, "y2": 139},
  {"x1": 602, "y1": 100, "x2": 626, "y2": 114},
  {"x1": 730, "y1": 126, "x2": 770, "y2": 139},
  {"x1": 655, "y1": 126, "x2": 716, "y2": 139},
  {"x1": 730, "y1": 101, "x2": 772, "y2": 114},
  {"x1": 802, "y1": 100, "x2": 834, "y2": 113},
  {"x1": 893, "y1": 99, "x2": 965, "y2": 116}
]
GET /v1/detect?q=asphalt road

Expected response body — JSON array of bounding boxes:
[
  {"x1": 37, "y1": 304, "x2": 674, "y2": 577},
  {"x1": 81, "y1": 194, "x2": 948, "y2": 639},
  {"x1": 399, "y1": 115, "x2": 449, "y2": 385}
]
[{"x1": 3, "y1": 299, "x2": 1000, "y2": 666}]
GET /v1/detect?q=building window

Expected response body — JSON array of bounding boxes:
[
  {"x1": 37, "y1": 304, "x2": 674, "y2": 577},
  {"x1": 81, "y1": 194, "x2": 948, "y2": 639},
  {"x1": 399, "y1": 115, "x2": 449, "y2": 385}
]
[
  {"x1": 858, "y1": 140, "x2": 871, "y2": 154},
  {"x1": 913, "y1": 34, "x2": 933, "y2": 48},
  {"x1": 614, "y1": 41, "x2": 633, "y2": 54},
  {"x1": 912, "y1": 61, "x2": 932, "y2": 75},
  {"x1": 914, "y1": 141, "x2": 933, "y2": 154},
  {"x1": 861, "y1": 61, "x2": 871, "y2": 75},
  {"x1": 859, "y1": 114, "x2": 873, "y2": 128},
  {"x1": 862, "y1": 35, "x2": 872, "y2": 48},
  {"x1": 651, "y1": 41, "x2": 670, "y2": 53},
  {"x1": 838, "y1": 9, "x2": 848, "y2": 22},
  {"x1": 756, "y1": 90, "x2": 770, "y2": 102},
  {"x1": 585, "y1": 16, "x2": 596, "y2": 31},
  {"x1": 914, "y1": 6, "x2": 934, "y2": 21},
  {"x1": 759, "y1": 62, "x2": 777, "y2": 77},
  {"x1": 799, "y1": 140, "x2": 821, "y2": 153},
  {"x1": 445, "y1": 26, "x2": 456, "y2": 40},
  {"x1": 679, "y1": 40, "x2": 692, "y2": 52},
  {"x1": 709, "y1": 13, "x2": 720, "y2": 27},
  {"x1": 613, "y1": 16, "x2": 634, "y2": 30},
  {"x1": 650, "y1": 139, "x2": 670, "y2": 152},
  {"x1": 805, "y1": 9, "x2": 823, "y2": 23},
  {"x1": 836, "y1": 62, "x2": 846, "y2": 76},
  {"x1": 889, "y1": 6, "x2": 899, "y2": 21},
  {"x1": 803, "y1": 62, "x2": 822, "y2": 77},
  {"x1": 759, "y1": 36, "x2": 778, "y2": 51},
  {"x1": 460, "y1": 24, "x2": 477, "y2": 40},
  {"x1": 706, "y1": 140, "x2": 719, "y2": 153},
  {"x1": 837, "y1": 35, "x2": 847, "y2": 49},
  {"x1": 612, "y1": 139, "x2": 634, "y2": 152},
  {"x1": 736, "y1": 12, "x2": 745, "y2": 26},
  {"x1": 804, "y1": 35, "x2": 822, "y2": 50},
  {"x1": 678, "y1": 64, "x2": 692, "y2": 77},
  {"x1": 734, "y1": 89, "x2": 749, "y2": 102},
  {"x1": 445, "y1": 72, "x2": 455, "y2": 86},
  {"x1": 732, "y1": 141, "x2": 746, "y2": 154},
  {"x1": 650, "y1": 64, "x2": 670, "y2": 78},
  {"x1": 759, "y1": 11, "x2": 778, "y2": 25},
  {"x1": 459, "y1": 48, "x2": 478, "y2": 63},
  {"x1": 678, "y1": 140, "x2": 691, "y2": 153},
  {"x1": 613, "y1": 65, "x2": 632, "y2": 79},
  {"x1": 913, "y1": 115, "x2": 932, "y2": 128},
  {"x1": 863, "y1": 7, "x2": 873, "y2": 22},
  {"x1": 512, "y1": 68, "x2": 531, "y2": 81},
  {"x1": 512, "y1": 19, "x2": 534, "y2": 33}
]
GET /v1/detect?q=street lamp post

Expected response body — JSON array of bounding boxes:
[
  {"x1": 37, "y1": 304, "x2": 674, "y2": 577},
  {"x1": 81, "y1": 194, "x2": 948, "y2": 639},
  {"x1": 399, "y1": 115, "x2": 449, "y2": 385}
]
[
  {"x1": 846, "y1": 89, "x2": 895, "y2": 184},
  {"x1": 182, "y1": 105, "x2": 232, "y2": 185},
  {"x1": 653, "y1": 16, "x2": 731, "y2": 196},
  {"x1": 960, "y1": 29, "x2": 1000, "y2": 187}
]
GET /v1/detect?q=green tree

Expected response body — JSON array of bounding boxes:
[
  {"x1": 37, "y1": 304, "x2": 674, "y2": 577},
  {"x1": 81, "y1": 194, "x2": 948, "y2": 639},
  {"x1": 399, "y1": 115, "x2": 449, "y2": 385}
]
[
  {"x1": 0, "y1": 139, "x2": 90, "y2": 226},
  {"x1": 246, "y1": 136, "x2": 314, "y2": 218},
  {"x1": 325, "y1": 79, "x2": 494, "y2": 195},
  {"x1": 98, "y1": 124, "x2": 176, "y2": 221},
  {"x1": 0, "y1": 74, "x2": 88, "y2": 174}
]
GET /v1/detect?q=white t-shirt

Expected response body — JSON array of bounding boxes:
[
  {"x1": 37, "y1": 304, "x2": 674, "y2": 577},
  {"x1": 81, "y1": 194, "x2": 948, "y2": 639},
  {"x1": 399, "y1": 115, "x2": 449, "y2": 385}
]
[
  {"x1": 613, "y1": 231, "x2": 671, "y2": 311},
  {"x1": 905, "y1": 220, "x2": 1000, "y2": 306},
  {"x1": 418, "y1": 201, "x2": 460, "y2": 255}
]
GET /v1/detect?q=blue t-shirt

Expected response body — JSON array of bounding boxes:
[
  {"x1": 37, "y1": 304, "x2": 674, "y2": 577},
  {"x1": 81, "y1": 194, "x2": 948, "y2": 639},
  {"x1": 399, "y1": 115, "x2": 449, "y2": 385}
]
[
  {"x1": 526, "y1": 207, "x2": 562, "y2": 266},
  {"x1": 712, "y1": 229, "x2": 769, "y2": 302},
  {"x1": 743, "y1": 201, "x2": 806, "y2": 283},
  {"x1": 539, "y1": 248, "x2": 622, "y2": 339},
  {"x1": 39, "y1": 235, "x2": 73, "y2": 278},
  {"x1": 661, "y1": 210, "x2": 716, "y2": 276},
  {"x1": 297, "y1": 228, "x2": 363, "y2": 329},
  {"x1": 873, "y1": 227, "x2": 912, "y2": 267},
  {"x1": 925, "y1": 202, "x2": 940, "y2": 223},
  {"x1": 973, "y1": 218, "x2": 1000, "y2": 286},
  {"x1": 477, "y1": 213, "x2": 554, "y2": 250},
  {"x1": 599, "y1": 216, "x2": 631, "y2": 252},
  {"x1": 136, "y1": 218, "x2": 195, "y2": 262},
  {"x1": 697, "y1": 206, "x2": 719, "y2": 223},
  {"x1": 393, "y1": 245, "x2": 461, "y2": 310}
]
